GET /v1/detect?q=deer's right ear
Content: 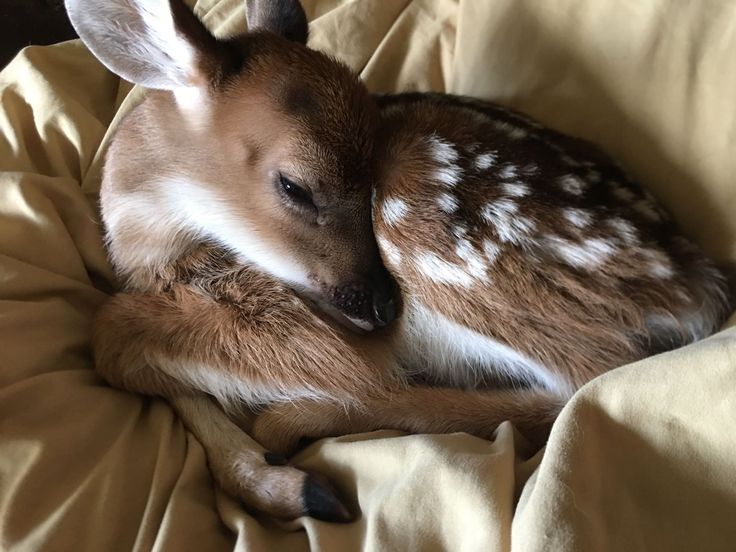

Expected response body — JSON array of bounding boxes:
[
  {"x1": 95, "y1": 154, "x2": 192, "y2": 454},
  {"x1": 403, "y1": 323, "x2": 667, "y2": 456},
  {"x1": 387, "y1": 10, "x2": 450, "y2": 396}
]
[
  {"x1": 65, "y1": 0, "x2": 232, "y2": 90},
  {"x1": 245, "y1": 0, "x2": 309, "y2": 44}
]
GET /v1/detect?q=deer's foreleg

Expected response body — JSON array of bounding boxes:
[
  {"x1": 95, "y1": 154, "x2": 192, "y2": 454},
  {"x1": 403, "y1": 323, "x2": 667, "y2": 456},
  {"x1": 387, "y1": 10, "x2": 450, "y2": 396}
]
[{"x1": 92, "y1": 272, "x2": 396, "y2": 521}]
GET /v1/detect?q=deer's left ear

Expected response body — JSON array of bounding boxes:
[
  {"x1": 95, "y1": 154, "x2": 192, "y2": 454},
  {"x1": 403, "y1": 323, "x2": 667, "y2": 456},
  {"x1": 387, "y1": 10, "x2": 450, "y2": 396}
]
[
  {"x1": 65, "y1": 0, "x2": 234, "y2": 90},
  {"x1": 245, "y1": 0, "x2": 309, "y2": 44}
]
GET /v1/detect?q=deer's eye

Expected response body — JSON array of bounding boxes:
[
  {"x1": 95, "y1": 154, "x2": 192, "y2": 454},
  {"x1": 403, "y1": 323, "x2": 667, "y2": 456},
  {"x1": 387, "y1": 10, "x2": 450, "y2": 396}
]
[{"x1": 278, "y1": 174, "x2": 315, "y2": 208}]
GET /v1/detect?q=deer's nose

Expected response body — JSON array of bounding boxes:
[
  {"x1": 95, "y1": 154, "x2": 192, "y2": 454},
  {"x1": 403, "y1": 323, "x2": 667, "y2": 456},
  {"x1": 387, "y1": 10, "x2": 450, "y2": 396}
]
[
  {"x1": 367, "y1": 265, "x2": 399, "y2": 327},
  {"x1": 372, "y1": 295, "x2": 396, "y2": 327}
]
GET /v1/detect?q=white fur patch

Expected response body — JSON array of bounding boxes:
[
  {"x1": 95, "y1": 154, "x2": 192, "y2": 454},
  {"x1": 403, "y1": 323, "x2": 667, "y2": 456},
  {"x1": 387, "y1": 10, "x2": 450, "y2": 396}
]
[
  {"x1": 455, "y1": 238, "x2": 487, "y2": 278},
  {"x1": 640, "y1": 249, "x2": 674, "y2": 279},
  {"x1": 437, "y1": 192, "x2": 460, "y2": 214},
  {"x1": 563, "y1": 208, "x2": 593, "y2": 229},
  {"x1": 451, "y1": 225, "x2": 468, "y2": 239},
  {"x1": 481, "y1": 199, "x2": 536, "y2": 244},
  {"x1": 607, "y1": 217, "x2": 638, "y2": 245},
  {"x1": 493, "y1": 121, "x2": 528, "y2": 140},
  {"x1": 483, "y1": 239, "x2": 502, "y2": 263},
  {"x1": 399, "y1": 302, "x2": 564, "y2": 393},
  {"x1": 498, "y1": 164, "x2": 519, "y2": 179},
  {"x1": 174, "y1": 86, "x2": 204, "y2": 109},
  {"x1": 414, "y1": 252, "x2": 475, "y2": 287},
  {"x1": 381, "y1": 197, "x2": 409, "y2": 226},
  {"x1": 543, "y1": 235, "x2": 616, "y2": 269},
  {"x1": 427, "y1": 136, "x2": 463, "y2": 186},
  {"x1": 377, "y1": 235, "x2": 402, "y2": 267},
  {"x1": 475, "y1": 152, "x2": 497, "y2": 171},
  {"x1": 427, "y1": 135, "x2": 459, "y2": 165},
  {"x1": 558, "y1": 174, "x2": 586, "y2": 195},
  {"x1": 501, "y1": 181, "x2": 531, "y2": 198},
  {"x1": 138, "y1": 177, "x2": 312, "y2": 287},
  {"x1": 434, "y1": 165, "x2": 463, "y2": 187}
]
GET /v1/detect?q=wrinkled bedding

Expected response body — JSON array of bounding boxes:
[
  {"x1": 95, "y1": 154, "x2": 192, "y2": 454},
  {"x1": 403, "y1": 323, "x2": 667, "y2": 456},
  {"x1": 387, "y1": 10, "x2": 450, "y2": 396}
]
[{"x1": 1, "y1": 0, "x2": 735, "y2": 550}]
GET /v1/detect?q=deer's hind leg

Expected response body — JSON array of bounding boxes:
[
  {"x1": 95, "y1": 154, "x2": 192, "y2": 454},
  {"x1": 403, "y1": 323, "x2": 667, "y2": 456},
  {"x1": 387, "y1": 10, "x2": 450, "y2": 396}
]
[{"x1": 252, "y1": 386, "x2": 565, "y2": 457}]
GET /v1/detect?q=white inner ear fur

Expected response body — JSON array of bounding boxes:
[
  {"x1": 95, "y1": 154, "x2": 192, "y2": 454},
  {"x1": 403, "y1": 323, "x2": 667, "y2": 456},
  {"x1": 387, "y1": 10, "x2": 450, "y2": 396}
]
[{"x1": 68, "y1": 0, "x2": 200, "y2": 90}]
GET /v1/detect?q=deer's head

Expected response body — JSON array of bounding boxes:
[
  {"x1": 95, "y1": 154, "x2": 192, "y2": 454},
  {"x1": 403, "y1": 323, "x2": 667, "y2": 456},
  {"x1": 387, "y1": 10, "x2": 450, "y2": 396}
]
[{"x1": 67, "y1": 0, "x2": 398, "y2": 330}]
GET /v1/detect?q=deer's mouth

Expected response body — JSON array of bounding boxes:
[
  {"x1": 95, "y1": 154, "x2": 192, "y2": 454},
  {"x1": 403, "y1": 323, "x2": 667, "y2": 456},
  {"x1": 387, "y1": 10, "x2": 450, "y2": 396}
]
[{"x1": 297, "y1": 284, "x2": 397, "y2": 333}]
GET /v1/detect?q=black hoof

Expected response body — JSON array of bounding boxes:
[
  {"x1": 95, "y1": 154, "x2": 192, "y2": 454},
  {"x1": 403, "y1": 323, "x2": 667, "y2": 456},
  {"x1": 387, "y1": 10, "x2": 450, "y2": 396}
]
[{"x1": 303, "y1": 474, "x2": 353, "y2": 523}]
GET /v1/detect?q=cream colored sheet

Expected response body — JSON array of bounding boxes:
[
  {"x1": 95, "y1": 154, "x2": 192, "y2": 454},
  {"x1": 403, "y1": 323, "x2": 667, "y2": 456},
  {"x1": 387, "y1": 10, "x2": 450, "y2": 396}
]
[{"x1": 1, "y1": 0, "x2": 735, "y2": 550}]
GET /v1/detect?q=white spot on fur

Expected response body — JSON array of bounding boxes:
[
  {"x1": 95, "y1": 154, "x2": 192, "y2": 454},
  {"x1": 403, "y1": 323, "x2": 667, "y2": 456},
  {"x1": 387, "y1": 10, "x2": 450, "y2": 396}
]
[
  {"x1": 437, "y1": 193, "x2": 460, "y2": 214},
  {"x1": 558, "y1": 175, "x2": 586, "y2": 195},
  {"x1": 483, "y1": 239, "x2": 502, "y2": 263},
  {"x1": 607, "y1": 217, "x2": 638, "y2": 246},
  {"x1": 414, "y1": 252, "x2": 475, "y2": 287},
  {"x1": 434, "y1": 165, "x2": 463, "y2": 187},
  {"x1": 493, "y1": 121, "x2": 528, "y2": 140},
  {"x1": 426, "y1": 135, "x2": 463, "y2": 186},
  {"x1": 427, "y1": 135, "x2": 459, "y2": 164},
  {"x1": 174, "y1": 86, "x2": 205, "y2": 112},
  {"x1": 451, "y1": 225, "x2": 468, "y2": 239},
  {"x1": 498, "y1": 164, "x2": 518, "y2": 179},
  {"x1": 399, "y1": 302, "x2": 564, "y2": 393},
  {"x1": 640, "y1": 249, "x2": 674, "y2": 279},
  {"x1": 455, "y1": 239, "x2": 487, "y2": 278},
  {"x1": 381, "y1": 197, "x2": 409, "y2": 226},
  {"x1": 543, "y1": 235, "x2": 615, "y2": 269},
  {"x1": 501, "y1": 181, "x2": 531, "y2": 198},
  {"x1": 481, "y1": 199, "x2": 536, "y2": 244},
  {"x1": 563, "y1": 208, "x2": 593, "y2": 229},
  {"x1": 377, "y1": 235, "x2": 402, "y2": 267},
  {"x1": 475, "y1": 151, "x2": 497, "y2": 171}
]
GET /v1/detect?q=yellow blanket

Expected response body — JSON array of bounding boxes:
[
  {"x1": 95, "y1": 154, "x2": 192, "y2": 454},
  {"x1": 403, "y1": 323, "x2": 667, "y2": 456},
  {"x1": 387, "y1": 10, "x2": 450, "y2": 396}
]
[{"x1": 1, "y1": 1, "x2": 735, "y2": 550}]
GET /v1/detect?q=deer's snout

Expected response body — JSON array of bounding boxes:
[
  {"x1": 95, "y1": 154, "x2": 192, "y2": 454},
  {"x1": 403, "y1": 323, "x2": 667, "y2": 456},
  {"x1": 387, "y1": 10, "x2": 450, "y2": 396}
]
[
  {"x1": 328, "y1": 265, "x2": 398, "y2": 331},
  {"x1": 369, "y1": 267, "x2": 397, "y2": 327}
]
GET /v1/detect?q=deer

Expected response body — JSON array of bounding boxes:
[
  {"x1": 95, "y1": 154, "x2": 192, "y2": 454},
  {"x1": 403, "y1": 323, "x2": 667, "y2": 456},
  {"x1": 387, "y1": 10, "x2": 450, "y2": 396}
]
[{"x1": 66, "y1": 0, "x2": 732, "y2": 523}]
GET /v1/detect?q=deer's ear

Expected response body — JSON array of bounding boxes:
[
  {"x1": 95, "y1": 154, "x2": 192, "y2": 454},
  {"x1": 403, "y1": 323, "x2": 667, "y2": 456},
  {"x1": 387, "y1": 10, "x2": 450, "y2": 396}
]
[
  {"x1": 245, "y1": 0, "x2": 309, "y2": 44},
  {"x1": 65, "y1": 0, "x2": 231, "y2": 90}
]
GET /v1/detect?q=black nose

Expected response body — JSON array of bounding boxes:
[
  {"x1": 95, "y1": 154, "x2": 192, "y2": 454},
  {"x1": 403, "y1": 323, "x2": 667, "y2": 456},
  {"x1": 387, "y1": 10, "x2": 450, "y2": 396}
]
[
  {"x1": 368, "y1": 264, "x2": 398, "y2": 327},
  {"x1": 372, "y1": 296, "x2": 396, "y2": 327}
]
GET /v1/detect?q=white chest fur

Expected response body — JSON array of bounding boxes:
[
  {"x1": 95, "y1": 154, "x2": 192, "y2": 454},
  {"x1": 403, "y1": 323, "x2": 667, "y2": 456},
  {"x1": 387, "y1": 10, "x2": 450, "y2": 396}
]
[{"x1": 398, "y1": 301, "x2": 565, "y2": 394}]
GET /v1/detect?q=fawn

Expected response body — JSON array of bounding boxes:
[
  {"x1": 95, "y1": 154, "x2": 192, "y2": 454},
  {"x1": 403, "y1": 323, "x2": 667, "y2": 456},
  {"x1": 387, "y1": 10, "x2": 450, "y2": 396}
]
[{"x1": 67, "y1": 0, "x2": 731, "y2": 522}]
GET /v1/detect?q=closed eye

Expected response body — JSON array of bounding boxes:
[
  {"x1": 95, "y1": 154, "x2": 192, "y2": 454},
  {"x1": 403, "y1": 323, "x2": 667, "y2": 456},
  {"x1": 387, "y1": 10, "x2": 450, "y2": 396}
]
[{"x1": 278, "y1": 173, "x2": 316, "y2": 209}]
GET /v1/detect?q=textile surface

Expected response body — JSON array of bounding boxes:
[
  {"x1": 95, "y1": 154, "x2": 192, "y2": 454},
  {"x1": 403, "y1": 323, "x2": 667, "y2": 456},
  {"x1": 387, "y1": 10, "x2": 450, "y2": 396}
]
[{"x1": 1, "y1": 0, "x2": 735, "y2": 550}]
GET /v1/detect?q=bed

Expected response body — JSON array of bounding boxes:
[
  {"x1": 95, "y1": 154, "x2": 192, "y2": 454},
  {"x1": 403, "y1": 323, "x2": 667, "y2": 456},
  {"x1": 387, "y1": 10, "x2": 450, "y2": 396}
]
[{"x1": 1, "y1": 0, "x2": 735, "y2": 550}]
